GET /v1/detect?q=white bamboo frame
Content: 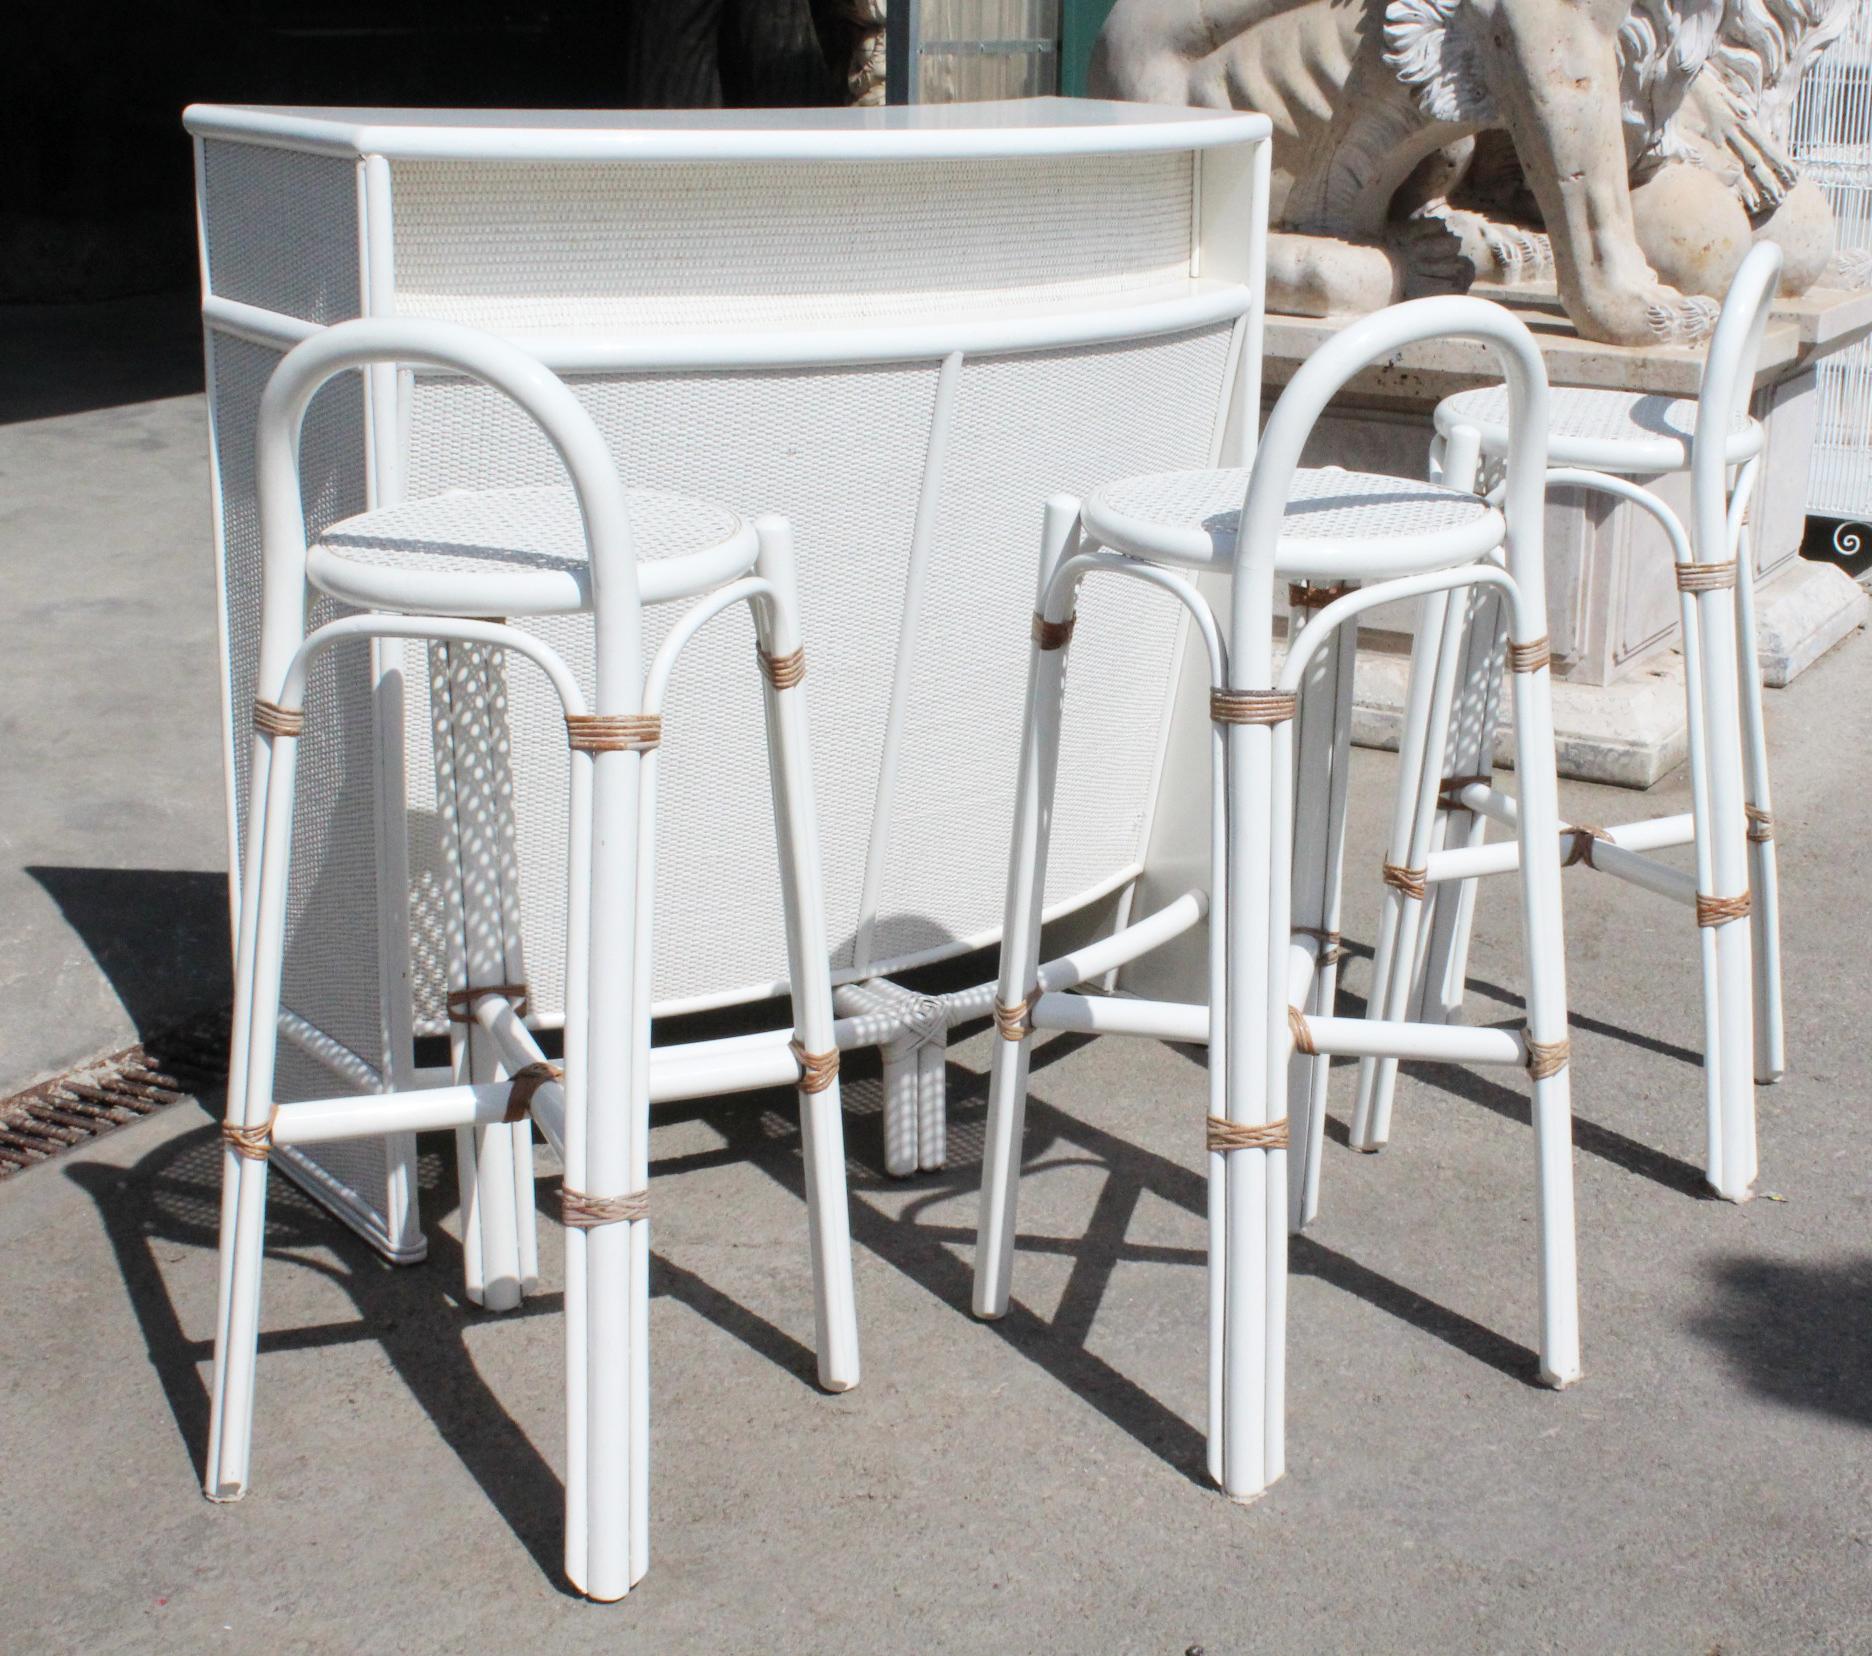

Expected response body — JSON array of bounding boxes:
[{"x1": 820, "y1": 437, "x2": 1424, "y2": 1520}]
[
  {"x1": 1367, "y1": 243, "x2": 1787, "y2": 1203},
  {"x1": 204, "y1": 318, "x2": 859, "y2": 1604},
  {"x1": 973, "y1": 297, "x2": 1581, "y2": 1509}
]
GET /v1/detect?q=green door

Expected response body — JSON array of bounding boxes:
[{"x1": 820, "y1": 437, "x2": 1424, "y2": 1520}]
[{"x1": 1060, "y1": 0, "x2": 1119, "y2": 96}]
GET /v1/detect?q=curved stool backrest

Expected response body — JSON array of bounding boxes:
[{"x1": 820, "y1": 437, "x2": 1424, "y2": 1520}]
[
  {"x1": 255, "y1": 317, "x2": 643, "y2": 700},
  {"x1": 1692, "y1": 241, "x2": 1785, "y2": 555},
  {"x1": 1229, "y1": 296, "x2": 1549, "y2": 684}
]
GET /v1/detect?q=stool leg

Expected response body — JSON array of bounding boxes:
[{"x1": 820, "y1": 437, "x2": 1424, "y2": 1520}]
[
  {"x1": 1732, "y1": 517, "x2": 1784, "y2": 1084},
  {"x1": 754, "y1": 515, "x2": 860, "y2": 1393},
  {"x1": 577, "y1": 664, "x2": 648, "y2": 1604},
  {"x1": 1692, "y1": 573, "x2": 1759, "y2": 1200},
  {"x1": 1352, "y1": 588, "x2": 1467, "y2": 1149},
  {"x1": 1420, "y1": 587, "x2": 1507, "y2": 1025},
  {"x1": 1503, "y1": 635, "x2": 1582, "y2": 1387},
  {"x1": 558, "y1": 732, "x2": 596, "y2": 1595},
  {"x1": 1215, "y1": 671, "x2": 1292, "y2": 1500},
  {"x1": 1287, "y1": 621, "x2": 1350, "y2": 1230},
  {"x1": 205, "y1": 712, "x2": 303, "y2": 1500},
  {"x1": 975, "y1": 498, "x2": 1079, "y2": 1321}
]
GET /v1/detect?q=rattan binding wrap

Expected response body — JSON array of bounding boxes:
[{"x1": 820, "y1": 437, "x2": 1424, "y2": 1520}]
[
  {"x1": 790, "y1": 1040, "x2": 840, "y2": 1094},
  {"x1": 1696, "y1": 891, "x2": 1753, "y2": 927},
  {"x1": 252, "y1": 699, "x2": 305, "y2": 738},
  {"x1": 1525, "y1": 1036, "x2": 1570, "y2": 1081},
  {"x1": 565, "y1": 713, "x2": 661, "y2": 752},
  {"x1": 1031, "y1": 611, "x2": 1077, "y2": 651},
  {"x1": 561, "y1": 1187, "x2": 649, "y2": 1229},
  {"x1": 759, "y1": 645, "x2": 807, "y2": 690},
  {"x1": 1745, "y1": 804, "x2": 1774, "y2": 843},
  {"x1": 1437, "y1": 773, "x2": 1491, "y2": 812},
  {"x1": 1675, "y1": 560, "x2": 1738, "y2": 592},
  {"x1": 1563, "y1": 823, "x2": 1610, "y2": 868},
  {"x1": 995, "y1": 996, "x2": 1034, "y2": 1041},
  {"x1": 222, "y1": 1119, "x2": 273, "y2": 1161},
  {"x1": 1206, "y1": 1114, "x2": 1290, "y2": 1151},
  {"x1": 1381, "y1": 861, "x2": 1427, "y2": 901},
  {"x1": 1211, "y1": 688, "x2": 1297, "y2": 725},
  {"x1": 1506, "y1": 636, "x2": 1551, "y2": 674},
  {"x1": 505, "y1": 1061, "x2": 562, "y2": 1122},
  {"x1": 1287, "y1": 1004, "x2": 1317, "y2": 1056},
  {"x1": 1293, "y1": 925, "x2": 1345, "y2": 966},
  {"x1": 446, "y1": 982, "x2": 530, "y2": 1024},
  {"x1": 1288, "y1": 581, "x2": 1356, "y2": 611}
]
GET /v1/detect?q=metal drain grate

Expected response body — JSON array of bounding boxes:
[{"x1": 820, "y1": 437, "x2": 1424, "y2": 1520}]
[{"x1": 0, "y1": 1008, "x2": 232, "y2": 1178}]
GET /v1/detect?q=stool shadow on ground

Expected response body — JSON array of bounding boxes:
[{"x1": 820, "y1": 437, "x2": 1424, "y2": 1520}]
[
  {"x1": 69, "y1": 1107, "x2": 569, "y2": 1589},
  {"x1": 65, "y1": 1095, "x2": 836, "y2": 1588},
  {"x1": 27, "y1": 865, "x2": 231, "y2": 1044},
  {"x1": 690, "y1": 1026, "x2": 1544, "y2": 1495},
  {"x1": 1688, "y1": 1254, "x2": 1872, "y2": 1430}
]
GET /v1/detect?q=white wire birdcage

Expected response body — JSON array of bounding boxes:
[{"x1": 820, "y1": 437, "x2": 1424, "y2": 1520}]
[{"x1": 1787, "y1": 2, "x2": 1872, "y2": 533}]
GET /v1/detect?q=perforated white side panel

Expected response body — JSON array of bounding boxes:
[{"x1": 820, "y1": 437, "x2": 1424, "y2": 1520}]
[
  {"x1": 388, "y1": 152, "x2": 1193, "y2": 331},
  {"x1": 871, "y1": 327, "x2": 1229, "y2": 964},
  {"x1": 201, "y1": 141, "x2": 361, "y2": 324},
  {"x1": 403, "y1": 361, "x2": 942, "y2": 1021},
  {"x1": 399, "y1": 325, "x2": 1232, "y2": 1024}
]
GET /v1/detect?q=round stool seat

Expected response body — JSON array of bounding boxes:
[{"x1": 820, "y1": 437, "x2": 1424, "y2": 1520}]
[
  {"x1": 1083, "y1": 465, "x2": 1504, "y2": 582},
  {"x1": 1435, "y1": 385, "x2": 1762, "y2": 475},
  {"x1": 308, "y1": 484, "x2": 758, "y2": 617}
]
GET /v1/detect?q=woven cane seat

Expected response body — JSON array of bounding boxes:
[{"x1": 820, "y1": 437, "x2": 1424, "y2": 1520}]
[
  {"x1": 308, "y1": 484, "x2": 758, "y2": 616},
  {"x1": 1436, "y1": 385, "x2": 1762, "y2": 475},
  {"x1": 1083, "y1": 464, "x2": 1503, "y2": 578}
]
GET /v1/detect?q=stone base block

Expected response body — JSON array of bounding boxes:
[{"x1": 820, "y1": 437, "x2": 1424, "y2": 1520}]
[
  {"x1": 1753, "y1": 557, "x2": 1869, "y2": 686},
  {"x1": 1345, "y1": 650, "x2": 1689, "y2": 788},
  {"x1": 1341, "y1": 559, "x2": 1866, "y2": 786}
]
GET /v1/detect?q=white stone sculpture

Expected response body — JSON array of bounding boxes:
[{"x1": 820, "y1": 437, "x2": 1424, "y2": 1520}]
[{"x1": 1091, "y1": 0, "x2": 1858, "y2": 346}]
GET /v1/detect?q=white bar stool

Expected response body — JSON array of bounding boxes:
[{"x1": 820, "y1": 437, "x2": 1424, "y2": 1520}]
[
  {"x1": 205, "y1": 318, "x2": 860, "y2": 1602},
  {"x1": 972, "y1": 297, "x2": 1580, "y2": 1507},
  {"x1": 1358, "y1": 242, "x2": 1786, "y2": 1203}
]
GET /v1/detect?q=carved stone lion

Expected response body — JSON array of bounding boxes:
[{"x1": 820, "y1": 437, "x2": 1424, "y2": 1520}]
[{"x1": 1090, "y1": 0, "x2": 1851, "y2": 345}]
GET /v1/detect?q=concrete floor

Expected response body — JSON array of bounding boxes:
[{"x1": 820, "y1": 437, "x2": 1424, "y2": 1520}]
[{"x1": 1, "y1": 301, "x2": 1870, "y2": 1652}]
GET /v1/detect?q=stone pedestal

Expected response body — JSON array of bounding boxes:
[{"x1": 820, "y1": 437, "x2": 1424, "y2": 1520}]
[{"x1": 1267, "y1": 281, "x2": 1872, "y2": 786}]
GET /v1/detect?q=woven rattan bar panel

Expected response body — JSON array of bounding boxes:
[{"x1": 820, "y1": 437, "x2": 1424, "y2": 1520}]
[{"x1": 187, "y1": 99, "x2": 1272, "y2": 1253}]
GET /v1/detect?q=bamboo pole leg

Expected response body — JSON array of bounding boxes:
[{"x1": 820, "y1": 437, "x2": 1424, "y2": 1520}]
[
  {"x1": 1350, "y1": 590, "x2": 1451, "y2": 1150},
  {"x1": 1505, "y1": 639, "x2": 1582, "y2": 1387},
  {"x1": 755, "y1": 516, "x2": 861, "y2": 1391},
  {"x1": 206, "y1": 722, "x2": 304, "y2": 1499},
  {"x1": 975, "y1": 500, "x2": 1079, "y2": 1321},
  {"x1": 1732, "y1": 519, "x2": 1784, "y2": 1084}
]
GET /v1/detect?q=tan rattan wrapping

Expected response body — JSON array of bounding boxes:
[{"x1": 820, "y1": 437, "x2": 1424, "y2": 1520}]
[
  {"x1": 1206, "y1": 1115, "x2": 1290, "y2": 1151},
  {"x1": 995, "y1": 996, "x2": 1034, "y2": 1041},
  {"x1": 1525, "y1": 1036, "x2": 1570, "y2": 1081},
  {"x1": 1211, "y1": 688, "x2": 1298, "y2": 725},
  {"x1": 505, "y1": 1061, "x2": 562, "y2": 1122},
  {"x1": 565, "y1": 713, "x2": 661, "y2": 752},
  {"x1": 759, "y1": 645, "x2": 807, "y2": 690},
  {"x1": 790, "y1": 1040, "x2": 841, "y2": 1094},
  {"x1": 253, "y1": 699, "x2": 305, "y2": 739},
  {"x1": 1696, "y1": 891, "x2": 1753, "y2": 927},
  {"x1": 1031, "y1": 612, "x2": 1078, "y2": 651},
  {"x1": 561, "y1": 1187, "x2": 649, "y2": 1228},
  {"x1": 1674, "y1": 560, "x2": 1738, "y2": 592},
  {"x1": 1506, "y1": 636, "x2": 1551, "y2": 674},
  {"x1": 222, "y1": 1119, "x2": 273, "y2": 1161},
  {"x1": 446, "y1": 982, "x2": 530, "y2": 1024}
]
